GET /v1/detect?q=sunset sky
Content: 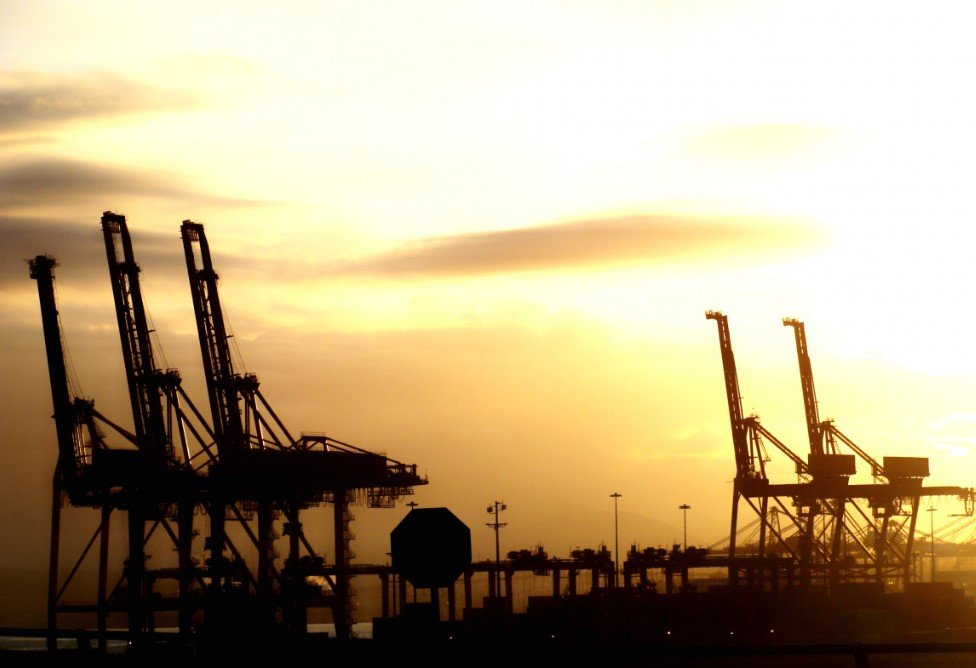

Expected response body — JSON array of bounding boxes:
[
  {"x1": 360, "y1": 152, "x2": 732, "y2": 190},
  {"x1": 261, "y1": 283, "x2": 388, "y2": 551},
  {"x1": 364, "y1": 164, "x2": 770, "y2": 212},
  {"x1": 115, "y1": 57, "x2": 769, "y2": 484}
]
[{"x1": 4, "y1": 1, "x2": 976, "y2": 621}]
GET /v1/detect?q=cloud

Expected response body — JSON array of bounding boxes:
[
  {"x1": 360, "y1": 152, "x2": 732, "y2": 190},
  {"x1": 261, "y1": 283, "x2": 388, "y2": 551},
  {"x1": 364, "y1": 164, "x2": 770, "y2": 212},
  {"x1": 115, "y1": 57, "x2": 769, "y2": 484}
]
[
  {"x1": 0, "y1": 135, "x2": 54, "y2": 148},
  {"x1": 924, "y1": 413, "x2": 976, "y2": 458},
  {"x1": 0, "y1": 216, "x2": 183, "y2": 291},
  {"x1": 930, "y1": 413, "x2": 976, "y2": 433},
  {"x1": 328, "y1": 214, "x2": 821, "y2": 278},
  {"x1": 0, "y1": 156, "x2": 267, "y2": 209},
  {"x1": 0, "y1": 69, "x2": 194, "y2": 132},
  {"x1": 1, "y1": 208, "x2": 821, "y2": 296}
]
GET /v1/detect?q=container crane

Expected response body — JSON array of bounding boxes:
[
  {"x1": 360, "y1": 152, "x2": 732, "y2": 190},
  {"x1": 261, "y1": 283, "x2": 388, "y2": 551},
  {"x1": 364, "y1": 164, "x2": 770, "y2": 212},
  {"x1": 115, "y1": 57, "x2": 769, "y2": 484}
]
[
  {"x1": 781, "y1": 317, "x2": 933, "y2": 483},
  {"x1": 31, "y1": 216, "x2": 427, "y2": 651},
  {"x1": 705, "y1": 312, "x2": 958, "y2": 591},
  {"x1": 31, "y1": 255, "x2": 112, "y2": 649},
  {"x1": 780, "y1": 317, "x2": 967, "y2": 588},
  {"x1": 30, "y1": 254, "x2": 168, "y2": 649},
  {"x1": 29, "y1": 255, "x2": 100, "y2": 498},
  {"x1": 706, "y1": 311, "x2": 817, "y2": 585},
  {"x1": 179, "y1": 220, "x2": 426, "y2": 638},
  {"x1": 180, "y1": 219, "x2": 286, "y2": 632},
  {"x1": 781, "y1": 318, "x2": 857, "y2": 588},
  {"x1": 100, "y1": 212, "x2": 215, "y2": 640}
]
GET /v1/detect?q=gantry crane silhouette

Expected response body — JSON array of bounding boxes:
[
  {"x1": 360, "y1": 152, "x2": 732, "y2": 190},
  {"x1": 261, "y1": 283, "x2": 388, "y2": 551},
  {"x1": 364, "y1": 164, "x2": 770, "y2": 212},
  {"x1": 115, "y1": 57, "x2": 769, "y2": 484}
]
[
  {"x1": 706, "y1": 310, "x2": 973, "y2": 592},
  {"x1": 31, "y1": 213, "x2": 426, "y2": 652}
]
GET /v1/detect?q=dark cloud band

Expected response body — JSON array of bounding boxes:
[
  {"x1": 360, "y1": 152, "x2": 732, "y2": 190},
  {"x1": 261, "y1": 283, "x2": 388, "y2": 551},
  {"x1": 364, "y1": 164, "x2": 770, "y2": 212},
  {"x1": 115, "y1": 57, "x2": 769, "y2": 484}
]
[
  {"x1": 330, "y1": 214, "x2": 822, "y2": 278},
  {"x1": 0, "y1": 157, "x2": 268, "y2": 209},
  {"x1": 0, "y1": 69, "x2": 192, "y2": 132},
  {"x1": 1, "y1": 209, "x2": 823, "y2": 294},
  {"x1": 0, "y1": 216, "x2": 182, "y2": 290}
]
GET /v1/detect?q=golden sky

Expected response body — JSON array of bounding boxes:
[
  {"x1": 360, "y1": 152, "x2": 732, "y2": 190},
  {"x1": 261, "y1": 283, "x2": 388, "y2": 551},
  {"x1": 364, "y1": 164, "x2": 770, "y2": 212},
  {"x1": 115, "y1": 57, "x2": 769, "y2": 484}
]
[{"x1": 4, "y1": 1, "x2": 976, "y2": 596}]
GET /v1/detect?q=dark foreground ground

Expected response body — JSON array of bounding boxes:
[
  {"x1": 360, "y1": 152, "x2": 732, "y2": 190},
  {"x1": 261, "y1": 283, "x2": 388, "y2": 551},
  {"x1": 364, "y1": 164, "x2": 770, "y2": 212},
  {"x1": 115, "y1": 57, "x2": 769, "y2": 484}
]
[{"x1": 4, "y1": 642, "x2": 976, "y2": 667}]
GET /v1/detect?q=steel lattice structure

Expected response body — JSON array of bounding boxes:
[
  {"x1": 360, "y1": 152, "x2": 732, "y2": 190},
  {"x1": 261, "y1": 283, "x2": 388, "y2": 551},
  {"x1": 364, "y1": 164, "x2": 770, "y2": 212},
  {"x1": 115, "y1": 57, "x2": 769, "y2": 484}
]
[
  {"x1": 30, "y1": 213, "x2": 427, "y2": 653},
  {"x1": 706, "y1": 310, "x2": 972, "y2": 592}
]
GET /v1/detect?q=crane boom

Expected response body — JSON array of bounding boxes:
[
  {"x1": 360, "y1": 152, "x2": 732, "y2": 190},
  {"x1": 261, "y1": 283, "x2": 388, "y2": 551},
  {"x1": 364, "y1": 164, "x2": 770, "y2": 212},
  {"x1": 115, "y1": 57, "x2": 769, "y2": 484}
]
[
  {"x1": 782, "y1": 318, "x2": 827, "y2": 456},
  {"x1": 101, "y1": 212, "x2": 172, "y2": 463},
  {"x1": 783, "y1": 318, "x2": 893, "y2": 478},
  {"x1": 706, "y1": 310, "x2": 755, "y2": 478},
  {"x1": 29, "y1": 255, "x2": 87, "y2": 483},
  {"x1": 180, "y1": 221, "x2": 247, "y2": 458}
]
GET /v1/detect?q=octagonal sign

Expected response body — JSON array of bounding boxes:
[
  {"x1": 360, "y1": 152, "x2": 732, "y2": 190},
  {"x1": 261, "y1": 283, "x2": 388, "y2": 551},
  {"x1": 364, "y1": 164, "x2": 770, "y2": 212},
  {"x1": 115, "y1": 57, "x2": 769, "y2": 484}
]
[{"x1": 391, "y1": 507, "x2": 472, "y2": 589}]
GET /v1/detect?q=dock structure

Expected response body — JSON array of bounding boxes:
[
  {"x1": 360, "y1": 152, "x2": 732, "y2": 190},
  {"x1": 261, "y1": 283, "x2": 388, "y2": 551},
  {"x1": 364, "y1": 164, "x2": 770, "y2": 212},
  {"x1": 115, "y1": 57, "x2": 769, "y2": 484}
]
[
  {"x1": 31, "y1": 213, "x2": 425, "y2": 654},
  {"x1": 706, "y1": 310, "x2": 972, "y2": 593},
  {"x1": 27, "y1": 217, "x2": 976, "y2": 654}
]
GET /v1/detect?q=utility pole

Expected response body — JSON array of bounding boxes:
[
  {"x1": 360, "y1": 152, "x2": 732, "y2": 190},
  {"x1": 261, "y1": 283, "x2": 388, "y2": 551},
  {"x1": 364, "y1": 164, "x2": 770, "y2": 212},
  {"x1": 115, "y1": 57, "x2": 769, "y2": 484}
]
[
  {"x1": 407, "y1": 501, "x2": 419, "y2": 511},
  {"x1": 679, "y1": 504, "x2": 691, "y2": 551},
  {"x1": 928, "y1": 506, "x2": 937, "y2": 583},
  {"x1": 486, "y1": 501, "x2": 507, "y2": 600},
  {"x1": 611, "y1": 493, "x2": 622, "y2": 587}
]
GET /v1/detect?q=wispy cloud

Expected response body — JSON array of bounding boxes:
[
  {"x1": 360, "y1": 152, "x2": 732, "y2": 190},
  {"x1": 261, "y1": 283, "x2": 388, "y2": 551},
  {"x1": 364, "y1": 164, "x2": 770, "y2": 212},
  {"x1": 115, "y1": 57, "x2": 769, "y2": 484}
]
[
  {"x1": 1, "y1": 210, "x2": 822, "y2": 294},
  {"x1": 0, "y1": 156, "x2": 268, "y2": 209},
  {"x1": 0, "y1": 216, "x2": 182, "y2": 290},
  {"x1": 0, "y1": 69, "x2": 195, "y2": 132},
  {"x1": 0, "y1": 135, "x2": 55, "y2": 149},
  {"x1": 930, "y1": 413, "x2": 976, "y2": 431},
  {"x1": 925, "y1": 413, "x2": 976, "y2": 458},
  {"x1": 327, "y1": 214, "x2": 822, "y2": 278}
]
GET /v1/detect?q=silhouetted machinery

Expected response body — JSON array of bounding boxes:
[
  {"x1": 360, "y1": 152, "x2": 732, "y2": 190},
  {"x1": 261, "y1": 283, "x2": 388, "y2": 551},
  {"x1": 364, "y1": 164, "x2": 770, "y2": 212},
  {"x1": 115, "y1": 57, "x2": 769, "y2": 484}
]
[
  {"x1": 706, "y1": 310, "x2": 973, "y2": 593},
  {"x1": 35, "y1": 218, "x2": 976, "y2": 651},
  {"x1": 31, "y1": 213, "x2": 426, "y2": 652}
]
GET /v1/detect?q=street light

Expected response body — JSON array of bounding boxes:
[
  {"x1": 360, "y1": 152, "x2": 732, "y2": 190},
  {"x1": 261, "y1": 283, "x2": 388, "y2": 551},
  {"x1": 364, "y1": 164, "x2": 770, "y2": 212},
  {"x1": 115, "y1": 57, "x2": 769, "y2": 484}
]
[
  {"x1": 610, "y1": 493, "x2": 622, "y2": 587},
  {"x1": 928, "y1": 505, "x2": 937, "y2": 583},
  {"x1": 679, "y1": 504, "x2": 691, "y2": 551},
  {"x1": 385, "y1": 551, "x2": 397, "y2": 616},
  {"x1": 486, "y1": 501, "x2": 507, "y2": 598}
]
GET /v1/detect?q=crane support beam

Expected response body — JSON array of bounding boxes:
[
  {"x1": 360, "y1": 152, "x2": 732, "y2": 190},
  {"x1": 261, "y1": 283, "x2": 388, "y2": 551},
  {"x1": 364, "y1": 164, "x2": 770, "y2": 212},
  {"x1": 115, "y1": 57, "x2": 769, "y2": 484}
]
[
  {"x1": 29, "y1": 255, "x2": 85, "y2": 485},
  {"x1": 783, "y1": 318, "x2": 825, "y2": 456},
  {"x1": 30, "y1": 256, "x2": 76, "y2": 470},
  {"x1": 706, "y1": 311, "x2": 755, "y2": 479},
  {"x1": 181, "y1": 221, "x2": 246, "y2": 458},
  {"x1": 748, "y1": 419, "x2": 809, "y2": 477},
  {"x1": 101, "y1": 212, "x2": 172, "y2": 463},
  {"x1": 830, "y1": 425, "x2": 887, "y2": 480}
]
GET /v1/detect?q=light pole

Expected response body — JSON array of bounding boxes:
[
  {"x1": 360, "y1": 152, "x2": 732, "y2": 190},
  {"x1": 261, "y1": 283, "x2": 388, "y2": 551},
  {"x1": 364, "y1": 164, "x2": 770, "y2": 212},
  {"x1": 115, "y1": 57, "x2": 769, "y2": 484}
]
[
  {"x1": 679, "y1": 504, "x2": 691, "y2": 551},
  {"x1": 486, "y1": 501, "x2": 507, "y2": 599},
  {"x1": 611, "y1": 493, "x2": 622, "y2": 587},
  {"x1": 928, "y1": 506, "x2": 937, "y2": 583},
  {"x1": 386, "y1": 551, "x2": 397, "y2": 616}
]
